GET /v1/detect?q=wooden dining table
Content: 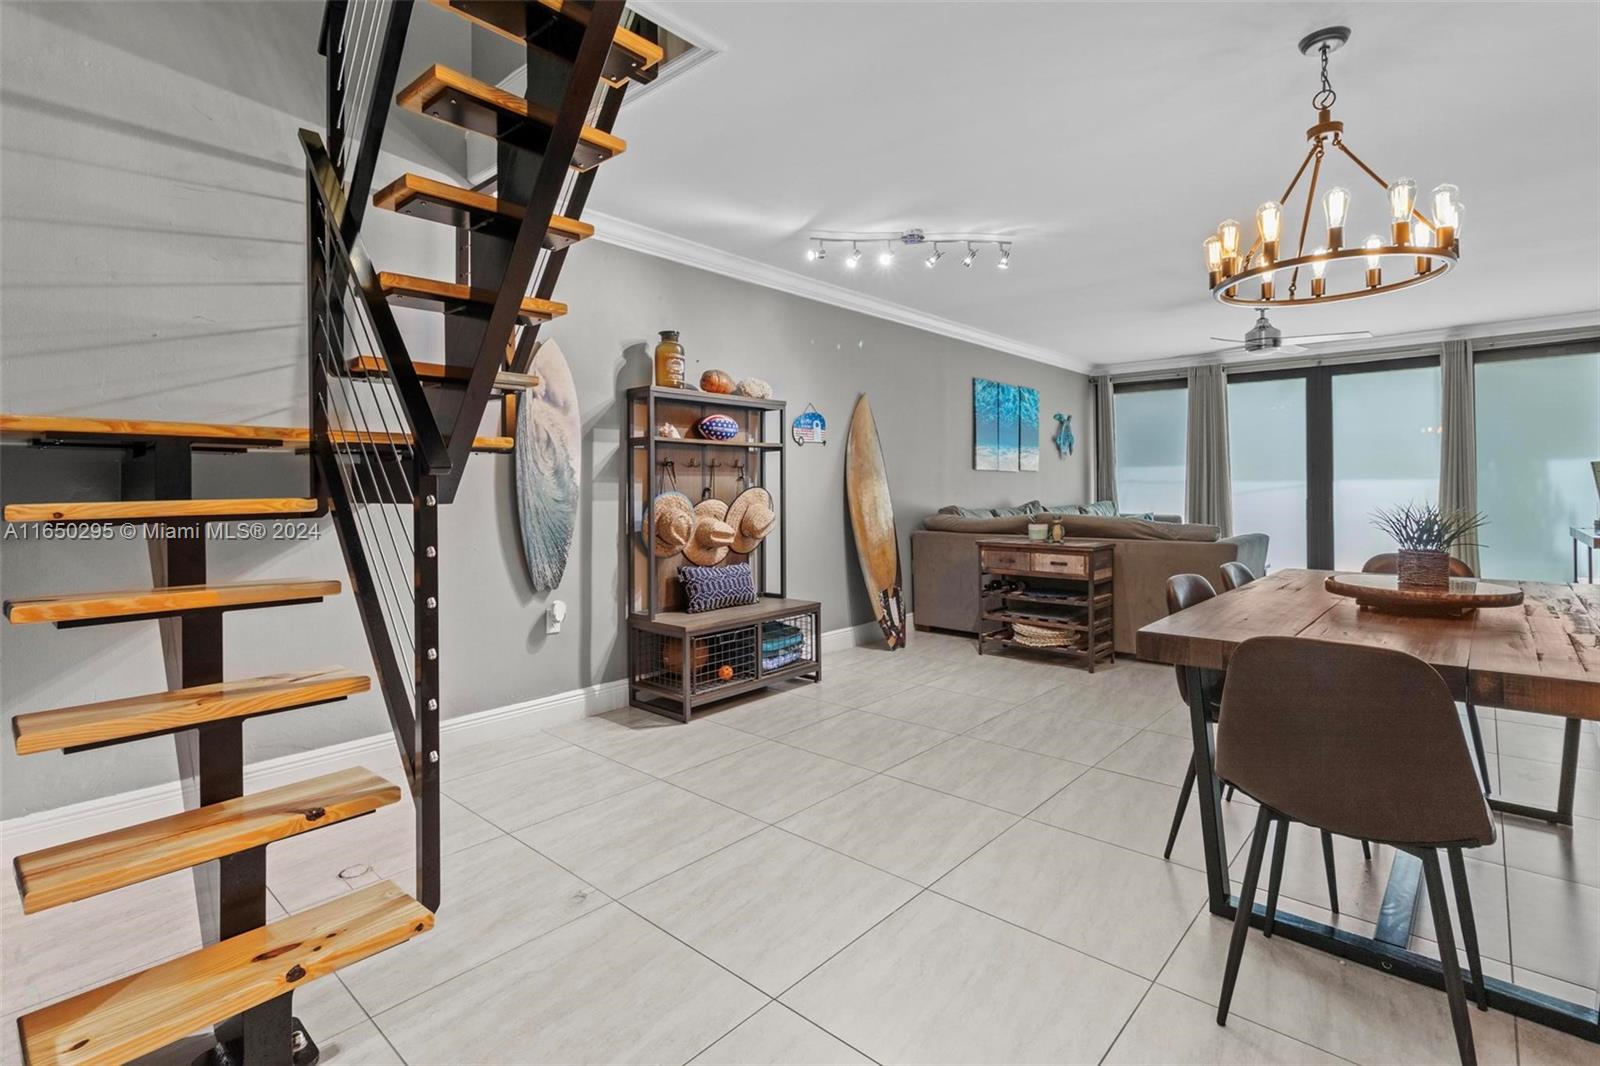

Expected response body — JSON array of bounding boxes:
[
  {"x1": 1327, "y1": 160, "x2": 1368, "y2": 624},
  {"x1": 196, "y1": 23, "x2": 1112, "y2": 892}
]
[{"x1": 1137, "y1": 568, "x2": 1600, "y2": 1043}]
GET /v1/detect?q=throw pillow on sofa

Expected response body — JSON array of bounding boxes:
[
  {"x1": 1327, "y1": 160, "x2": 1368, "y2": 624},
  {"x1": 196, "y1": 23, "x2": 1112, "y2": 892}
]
[
  {"x1": 937, "y1": 505, "x2": 996, "y2": 518},
  {"x1": 1082, "y1": 500, "x2": 1117, "y2": 516},
  {"x1": 992, "y1": 501, "x2": 1043, "y2": 517}
]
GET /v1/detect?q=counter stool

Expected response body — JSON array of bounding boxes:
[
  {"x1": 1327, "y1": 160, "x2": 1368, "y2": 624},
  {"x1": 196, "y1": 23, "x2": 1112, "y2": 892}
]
[{"x1": 1215, "y1": 636, "x2": 1495, "y2": 1066}]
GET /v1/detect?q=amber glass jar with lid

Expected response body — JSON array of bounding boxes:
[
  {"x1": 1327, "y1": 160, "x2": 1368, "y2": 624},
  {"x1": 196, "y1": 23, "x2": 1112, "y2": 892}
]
[{"x1": 655, "y1": 331, "x2": 686, "y2": 388}]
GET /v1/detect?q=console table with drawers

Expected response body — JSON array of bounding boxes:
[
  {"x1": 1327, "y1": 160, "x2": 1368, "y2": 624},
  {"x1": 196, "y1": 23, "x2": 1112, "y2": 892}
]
[{"x1": 975, "y1": 536, "x2": 1116, "y2": 671}]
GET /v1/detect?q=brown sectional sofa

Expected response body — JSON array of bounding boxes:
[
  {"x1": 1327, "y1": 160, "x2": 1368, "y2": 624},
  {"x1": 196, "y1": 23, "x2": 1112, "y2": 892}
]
[{"x1": 910, "y1": 512, "x2": 1269, "y2": 657}]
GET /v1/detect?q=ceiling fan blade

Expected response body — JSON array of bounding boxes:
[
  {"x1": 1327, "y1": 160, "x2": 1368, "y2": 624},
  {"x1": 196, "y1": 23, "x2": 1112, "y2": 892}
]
[
  {"x1": 1209, "y1": 337, "x2": 1245, "y2": 344},
  {"x1": 1280, "y1": 330, "x2": 1374, "y2": 344}
]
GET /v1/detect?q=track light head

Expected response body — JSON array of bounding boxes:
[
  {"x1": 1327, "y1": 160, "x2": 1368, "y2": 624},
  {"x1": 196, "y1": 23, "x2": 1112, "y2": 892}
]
[
  {"x1": 925, "y1": 243, "x2": 944, "y2": 268},
  {"x1": 814, "y1": 242, "x2": 826, "y2": 262},
  {"x1": 846, "y1": 242, "x2": 862, "y2": 269},
  {"x1": 962, "y1": 242, "x2": 978, "y2": 267},
  {"x1": 878, "y1": 241, "x2": 895, "y2": 267},
  {"x1": 997, "y1": 243, "x2": 1011, "y2": 269},
  {"x1": 805, "y1": 243, "x2": 818, "y2": 263}
]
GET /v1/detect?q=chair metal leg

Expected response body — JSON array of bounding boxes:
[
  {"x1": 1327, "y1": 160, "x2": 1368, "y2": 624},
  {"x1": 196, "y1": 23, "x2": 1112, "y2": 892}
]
[
  {"x1": 1164, "y1": 762, "x2": 1197, "y2": 861},
  {"x1": 1362, "y1": 838, "x2": 1372, "y2": 862},
  {"x1": 1219, "y1": 805, "x2": 1274, "y2": 1027},
  {"x1": 1225, "y1": 783, "x2": 1236, "y2": 801},
  {"x1": 1447, "y1": 847, "x2": 1489, "y2": 1011},
  {"x1": 1263, "y1": 816, "x2": 1289, "y2": 938},
  {"x1": 1320, "y1": 829, "x2": 1341, "y2": 915},
  {"x1": 1464, "y1": 698, "x2": 1491, "y2": 797},
  {"x1": 1421, "y1": 849, "x2": 1479, "y2": 1066}
]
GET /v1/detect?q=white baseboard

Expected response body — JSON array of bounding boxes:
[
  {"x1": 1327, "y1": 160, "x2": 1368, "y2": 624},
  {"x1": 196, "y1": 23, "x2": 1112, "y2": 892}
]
[{"x1": 0, "y1": 616, "x2": 899, "y2": 855}]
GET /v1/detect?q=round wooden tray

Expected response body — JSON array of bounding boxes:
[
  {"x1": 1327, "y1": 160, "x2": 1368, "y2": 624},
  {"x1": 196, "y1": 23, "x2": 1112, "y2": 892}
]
[{"x1": 1324, "y1": 572, "x2": 1524, "y2": 616}]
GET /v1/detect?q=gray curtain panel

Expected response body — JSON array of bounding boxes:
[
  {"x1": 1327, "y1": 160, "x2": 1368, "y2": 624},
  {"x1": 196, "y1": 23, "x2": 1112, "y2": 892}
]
[
  {"x1": 1184, "y1": 364, "x2": 1233, "y2": 535},
  {"x1": 1439, "y1": 339, "x2": 1480, "y2": 575},
  {"x1": 1093, "y1": 375, "x2": 1117, "y2": 509}
]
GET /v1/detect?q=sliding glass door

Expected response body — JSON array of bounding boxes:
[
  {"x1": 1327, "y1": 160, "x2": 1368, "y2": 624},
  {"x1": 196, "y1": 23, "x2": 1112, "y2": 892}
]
[
  {"x1": 1114, "y1": 383, "x2": 1187, "y2": 518},
  {"x1": 1228, "y1": 375, "x2": 1307, "y2": 569},
  {"x1": 1330, "y1": 362, "x2": 1442, "y2": 570},
  {"x1": 1475, "y1": 346, "x2": 1600, "y2": 580}
]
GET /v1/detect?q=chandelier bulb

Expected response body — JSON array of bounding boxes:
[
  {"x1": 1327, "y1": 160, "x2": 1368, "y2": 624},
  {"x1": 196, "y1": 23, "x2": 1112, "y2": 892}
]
[
  {"x1": 1310, "y1": 248, "x2": 1329, "y2": 280},
  {"x1": 1388, "y1": 178, "x2": 1416, "y2": 243},
  {"x1": 1364, "y1": 234, "x2": 1384, "y2": 288},
  {"x1": 1218, "y1": 219, "x2": 1241, "y2": 257},
  {"x1": 1260, "y1": 269, "x2": 1275, "y2": 302},
  {"x1": 1323, "y1": 186, "x2": 1350, "y2": 251},
  {"x1": 1203, "y1": 236, "x2": 1223, "y2": 285},
  {"x1": 1256, "y1": 201, "x2": 1283, "y2": 263}
]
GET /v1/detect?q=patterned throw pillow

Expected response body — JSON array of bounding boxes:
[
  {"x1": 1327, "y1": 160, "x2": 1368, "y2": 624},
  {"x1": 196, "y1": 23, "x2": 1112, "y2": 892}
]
[
  {"x1": 1083, "y1": 500, "x2": 1117, "y2": 516},
  {"x1": 679, "y1": 562, "x2": 758, "y2": 613},
  {"x1": 992, "y1": 501, "x2": 1042, "y2": 517}
]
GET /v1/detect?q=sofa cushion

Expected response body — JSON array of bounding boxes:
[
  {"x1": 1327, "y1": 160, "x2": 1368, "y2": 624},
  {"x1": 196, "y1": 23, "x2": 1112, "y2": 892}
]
[
  {"x1": 1044, "y1": 504, "x2": 1085, "y2": 515},
  {"x1": 1058, "y1": 514, "x2": 1220, "y2": 542},
  {"x1": 923, "y1": 514, "x2": 1036, "y2": 534},
  {"x1": 1082, "y1": 500, "x2": 1117, "y2": 516},
  {"x1": 937, "y1": 505, "x2": 996, "y2": 518},
  {"x1": 992, "y1": 501, "x2": 1043, "y2": 517}
]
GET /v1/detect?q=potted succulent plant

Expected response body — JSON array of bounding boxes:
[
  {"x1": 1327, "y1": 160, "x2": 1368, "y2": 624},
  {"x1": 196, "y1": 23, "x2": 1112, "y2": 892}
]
[{"x1": 1370, "y1": 503, "x2": 1487, "y2": 588}]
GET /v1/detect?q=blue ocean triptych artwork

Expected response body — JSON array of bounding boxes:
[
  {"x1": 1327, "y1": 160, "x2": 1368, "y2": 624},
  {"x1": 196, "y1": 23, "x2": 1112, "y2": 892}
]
[{"x1": 973, "y1": 378, "x2": 1039, "y2": 472}]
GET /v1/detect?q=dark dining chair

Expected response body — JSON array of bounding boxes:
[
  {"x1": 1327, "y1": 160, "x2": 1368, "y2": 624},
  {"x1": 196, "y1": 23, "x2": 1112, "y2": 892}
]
[
  {"x1": 1215, "y1": 636, "x2": 1494, "y2": 1066},
  {"x1": 1219, "y1": 561, "x2": 1256, "y2": 592},
  {"x1": 1362, "y1": 553, "x2": 1493, "y2": 794},
  {"x1": 1160, "y1": 575, "x2": 1349, "y2": 911}
]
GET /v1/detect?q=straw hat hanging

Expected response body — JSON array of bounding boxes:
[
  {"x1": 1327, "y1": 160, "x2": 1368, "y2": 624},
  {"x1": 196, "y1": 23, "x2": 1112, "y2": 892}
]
[
  {"x1": 725, "y1": 486, "x2": 777, "y2": 554},
  {"x1": 650, "y1": 492, "x2": 694, "y2": 557},
  {"x1": 684, "y1": 498, "x2": 736, "y2": 565}
]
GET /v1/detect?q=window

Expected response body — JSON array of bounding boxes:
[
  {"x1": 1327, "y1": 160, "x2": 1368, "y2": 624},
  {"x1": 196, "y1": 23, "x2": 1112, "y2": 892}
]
[
  {"x1": 1114, "y1": 384, "x2": 1186, "y2": 518},
  {"x1": 1475, "y1": 348, "x2": 1600, "y2": 581},
  {"x1": 1331, "y1": 363, "x2": 1442, "y2": 570},
  {"x1": 1228, "y1": 376, "x2": 1307, "y2": 569}
]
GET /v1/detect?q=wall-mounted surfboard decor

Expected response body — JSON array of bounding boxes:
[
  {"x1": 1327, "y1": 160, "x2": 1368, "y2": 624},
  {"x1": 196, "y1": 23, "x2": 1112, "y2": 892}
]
[
  {"x1": 846, "y1": 394, "x2": 907, "y2": 649},
  {"x1": 515, "y1": 339, "x2": 581, "y2": 593}
]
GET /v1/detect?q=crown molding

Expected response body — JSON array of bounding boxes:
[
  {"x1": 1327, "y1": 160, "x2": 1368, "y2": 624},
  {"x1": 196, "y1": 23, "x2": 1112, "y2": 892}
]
[
  {"x1": 581, "y1": 209, "x2": 1091, "y2": 373},
  {"x1": 1098, "y1": 309, "x2": 1600, "y2": 379}
]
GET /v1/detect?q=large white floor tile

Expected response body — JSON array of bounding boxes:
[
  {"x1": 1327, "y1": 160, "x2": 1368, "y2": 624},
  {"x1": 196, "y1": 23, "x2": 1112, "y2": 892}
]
[
  {"x1": 375, "y1": 903, "x2": 766, "y2": 1065},
  {"x1": 1094, "y1": 729, "x2": 1194, "y2": 787},
  {"x1": 697, "y1": 689, "x2": 852, "y2": 738},
  {"x1": 550, "y1": 707, "x2": 763, "y2": 777},
  {"x1": 667, "y1": 739, "x2": 873, "y2": 823},
  {"x1": 516, "y1": 779, "x2": 764, "y2": 896},
  {"x1": 967, "y1": 705, "x2": 1138, "y2": 762},
  {"x1": 857, "y1": 684, "x2": 1011, "y2": 734},
  {"x1": 886, "y1": 735, "x2": 1089, "y2": 814},
  {"x1": 625, "y1": 827, "x2": 918, "y2": 995},
  {"x1": 690, "y1": 1002, "x2": 872, "y2": 1065},
  {"x1": 936, "y1": 819, "x2": 1209, "y2": 978},
  {"x1": 781, "y1": 710, "x2": 953, "y2": 772},
  {"x1": 339, "y1": 834, "x2": 605, "y2": 1014},
  {"x1": 1103, "y1": 984, "x2": 1345, "y2": 1065},
  {"x1": 780, "y1": 776, "x2": 1015, "y2": 886},
  {"x1": 783, "y1": 893, "x2": 1148, "y2": 1066},
  {"x1": 441, "y1": 743, "x2": 652, "y2": 832}
]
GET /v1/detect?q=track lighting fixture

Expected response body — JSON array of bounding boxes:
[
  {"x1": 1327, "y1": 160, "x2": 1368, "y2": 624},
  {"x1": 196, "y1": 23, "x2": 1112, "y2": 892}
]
[{"x1": 803, "y1": 229, "x2": 1014, "y2": 278}]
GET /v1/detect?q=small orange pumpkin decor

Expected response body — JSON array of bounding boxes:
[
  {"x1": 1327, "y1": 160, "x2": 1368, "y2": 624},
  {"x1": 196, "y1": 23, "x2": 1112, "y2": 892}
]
[
  {"x1": 717, "y1": 663, "x2": 735, "y2": 681},
  {"x1": 700, "y1": 369, "x2": 735, "y2": 394}
]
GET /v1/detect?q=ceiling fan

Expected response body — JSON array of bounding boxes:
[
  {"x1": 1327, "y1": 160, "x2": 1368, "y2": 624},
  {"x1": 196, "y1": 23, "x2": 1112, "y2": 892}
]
[{"x1": 1211, "y1": 309, "x2": 1372, "y2": 356}]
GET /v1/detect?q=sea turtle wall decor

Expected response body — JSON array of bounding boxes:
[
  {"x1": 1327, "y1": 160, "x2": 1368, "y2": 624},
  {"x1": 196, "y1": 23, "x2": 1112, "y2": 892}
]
[
  {"x1": 1053, "y1": 413, "x2": 1075, "y2": 458},
  {"x1": 515, "y1": 340, "x2": 580, "y2": 593}
]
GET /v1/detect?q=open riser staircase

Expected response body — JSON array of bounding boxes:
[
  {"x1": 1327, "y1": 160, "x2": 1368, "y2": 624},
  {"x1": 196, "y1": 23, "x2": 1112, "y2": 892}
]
[{"x1": 2, "y1": 2, "x2": 659, "y2": 1062}]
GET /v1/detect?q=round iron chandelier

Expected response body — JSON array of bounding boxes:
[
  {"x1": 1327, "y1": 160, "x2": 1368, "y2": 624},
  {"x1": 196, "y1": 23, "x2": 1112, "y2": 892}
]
[{"x1": 1205, "y1": 27, "x2": 1462, "y2": 307}]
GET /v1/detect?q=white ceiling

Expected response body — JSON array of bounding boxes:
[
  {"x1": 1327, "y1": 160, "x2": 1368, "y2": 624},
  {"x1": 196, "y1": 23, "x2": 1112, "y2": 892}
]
[{"x1": 580, "y1": 1, "x2": 1600, "y2": 371}]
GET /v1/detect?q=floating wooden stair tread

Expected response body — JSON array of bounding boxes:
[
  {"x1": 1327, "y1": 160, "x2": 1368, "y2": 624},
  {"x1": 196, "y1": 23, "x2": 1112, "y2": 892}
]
[
  {"x1": 4, "y1": 579, "x2": 341, "y2": 626},
  {"x1": 4, "y1": 498, "x2": 319, "y2": 523},
  {"x1": 396, "y1": 64, "x2": 626, "y2": 171},
  {"x1": 378, "y1": 271, "x2": 567, "y2": 321},
  {"x1": 429, "y1": 0, "x2": 663, "y2": 87},
  {"x1": 372, "y1": 174, "x2": 593, "y2": 248},
  {"x1": 14, "y1": 767, "x2": 399, "y2": 914},
  {"x1": 17, "y1": 880, "x2": 432, "y2": 1066},
  {"x1": 0, "y1": 414, "x2": 511, "y2": 453},
  {"x1": 13, "y1": 668, "x2": 370, "y2": 755},
  {"x1": 348, "y1": 355, "x2": 541, "y2": 392}
]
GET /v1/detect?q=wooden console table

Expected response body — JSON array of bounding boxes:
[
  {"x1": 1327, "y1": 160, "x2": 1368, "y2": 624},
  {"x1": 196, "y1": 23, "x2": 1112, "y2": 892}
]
[{"x1": 975, "y1": 537, "x2": 1114, "y2": 671}]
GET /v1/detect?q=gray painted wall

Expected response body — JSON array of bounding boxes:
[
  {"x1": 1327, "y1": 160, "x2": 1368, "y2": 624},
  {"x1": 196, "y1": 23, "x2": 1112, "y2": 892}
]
[{"x1": 0, "y1": 3, "x2": 1091, "y2": 818}]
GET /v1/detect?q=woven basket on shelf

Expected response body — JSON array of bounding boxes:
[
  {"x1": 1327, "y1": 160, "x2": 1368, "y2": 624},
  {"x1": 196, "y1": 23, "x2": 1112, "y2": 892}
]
[{"x1": 1009, "y1": 622, "x2": 1072, "y2": 648}]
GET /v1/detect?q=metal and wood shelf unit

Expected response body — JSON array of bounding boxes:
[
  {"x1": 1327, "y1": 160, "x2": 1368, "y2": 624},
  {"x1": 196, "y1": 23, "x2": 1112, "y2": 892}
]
[
  {"x1": 976, "y1": 537, "x2": 1116, "y2": 671},
  {"x1": 625, "y1": 386, "x2": 820, "y2": 721}
]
